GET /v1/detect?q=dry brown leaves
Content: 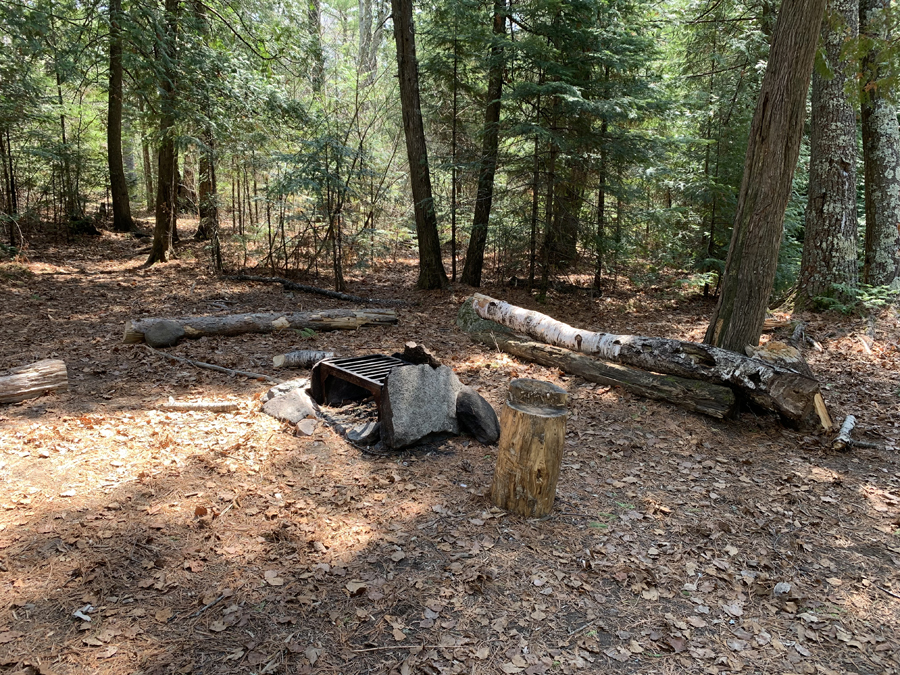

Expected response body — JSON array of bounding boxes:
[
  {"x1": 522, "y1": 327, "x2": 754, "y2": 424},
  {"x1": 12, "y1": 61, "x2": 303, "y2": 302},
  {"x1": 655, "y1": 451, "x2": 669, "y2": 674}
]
[{"x1": 0, "y1": 236, "x2": 898, "y2": 674}]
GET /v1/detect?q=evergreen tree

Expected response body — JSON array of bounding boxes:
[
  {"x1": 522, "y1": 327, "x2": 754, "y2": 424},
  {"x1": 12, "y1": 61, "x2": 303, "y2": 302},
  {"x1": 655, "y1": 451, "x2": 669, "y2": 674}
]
[{"x1": 796, "y1": 0, "x2": 860, "y2": 308}]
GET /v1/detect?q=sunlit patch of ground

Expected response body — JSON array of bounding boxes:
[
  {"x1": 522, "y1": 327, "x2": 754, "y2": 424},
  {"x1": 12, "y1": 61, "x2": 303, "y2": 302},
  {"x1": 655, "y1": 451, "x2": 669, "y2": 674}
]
[{"x1": 0, "y1": 227, "x2": 898, "y2": 674}]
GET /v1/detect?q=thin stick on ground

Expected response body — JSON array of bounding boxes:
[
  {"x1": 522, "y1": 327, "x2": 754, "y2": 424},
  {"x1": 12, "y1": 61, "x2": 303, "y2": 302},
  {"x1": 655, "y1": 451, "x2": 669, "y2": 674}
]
[{"x1": 141, "y1": 344, "x2": 283, "y2": 384}]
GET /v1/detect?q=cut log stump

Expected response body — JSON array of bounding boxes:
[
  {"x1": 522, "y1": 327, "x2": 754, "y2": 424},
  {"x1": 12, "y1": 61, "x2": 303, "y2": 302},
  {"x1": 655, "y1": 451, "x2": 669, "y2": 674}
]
[
  {"x1": 0, "y1": 359, "x2": 69, "y2": 404},
  {"x1": 491, "y1": 379, "x2": 568, "y2": 518}
]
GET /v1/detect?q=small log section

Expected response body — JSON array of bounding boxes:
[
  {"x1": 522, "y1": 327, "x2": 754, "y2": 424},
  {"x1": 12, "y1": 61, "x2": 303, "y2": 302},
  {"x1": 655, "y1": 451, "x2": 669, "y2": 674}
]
[
  {"x1": 123, "y1": 309, "x2": 398, "y2": 346},
  {"x1": 471, "y1": 294, "x2": 824, "y2": 426},
  {"x1": 273, "y1": 350, "x2": 335, "y2": 369},
  {"x1": 0, "y1": 359, "x2": 69, "y2": 404},
  {"x1": 831, "y1": 415, "x2": 856, "y2": 451},
  {"x1": 457, "y1": 300, "x2": 736, "y2": 418},
  {"x1": 492, "y1": 379, "x2": 568, "y2": 518}
]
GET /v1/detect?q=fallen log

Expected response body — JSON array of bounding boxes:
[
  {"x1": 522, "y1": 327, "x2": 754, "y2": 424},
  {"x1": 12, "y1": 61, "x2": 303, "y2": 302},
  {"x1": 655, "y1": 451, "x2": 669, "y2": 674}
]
[
  {"x1": 228, "y1": 275, "x2": 407, "y2": 306},
  {"x1": 0, "y1": 359, "x2": 69, "y2": 404},
  {"x1": 273, "y1": 350, "x2": 335, "y2": 369},
  {"x1": 123, "y1": 308, "x2": 398, "y2": 347},
  {"x1": 470, "y1": 294, "x2": 823, "y2": 425},
  {"x1": 458, "y1": 300, "x2": 736, "y2": 418},
  {"x1": 831, "y1": 415, "x2": 856, "y2": 451}
]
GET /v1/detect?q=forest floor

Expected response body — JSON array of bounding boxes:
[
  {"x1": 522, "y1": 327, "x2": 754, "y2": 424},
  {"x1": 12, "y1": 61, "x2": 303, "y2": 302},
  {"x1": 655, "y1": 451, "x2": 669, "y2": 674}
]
[{"x1": 1, "y1": 227, "x2": 899, "y2": 675}]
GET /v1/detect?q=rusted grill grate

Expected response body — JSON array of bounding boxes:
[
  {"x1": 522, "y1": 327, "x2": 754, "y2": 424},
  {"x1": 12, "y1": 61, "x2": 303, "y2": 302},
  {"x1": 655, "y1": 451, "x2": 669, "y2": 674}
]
[{"x1": 314, "y1": 355, "x2": 408, "y2": 408}]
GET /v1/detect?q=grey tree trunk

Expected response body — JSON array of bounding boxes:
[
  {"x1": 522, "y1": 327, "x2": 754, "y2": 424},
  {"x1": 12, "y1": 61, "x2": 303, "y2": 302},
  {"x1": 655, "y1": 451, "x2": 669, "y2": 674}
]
[
  {"x1": 460, "y1": 0, "x2": 506, "y2": 287},
  {"x1": 145, "y1": 0, "x2": 179, "y2": 265},
  {"x1": 796, "y1": 0, "x2": 860, "y2": 308},
  {"x1": 860, "y1": 0, "x2": 900, "y2": 286},
  {"x1": 309, "y1": 0, "x2": 324, "y2": 92},
  {"x1": 107, "y1": 0, "x2": 135, "y2": 232},
  {"x1": 705, "y1": 0, "x2": 827, "y2": 352},
  {"x1": 391, "y1": 0, "x2": 448, "y2": 289}
]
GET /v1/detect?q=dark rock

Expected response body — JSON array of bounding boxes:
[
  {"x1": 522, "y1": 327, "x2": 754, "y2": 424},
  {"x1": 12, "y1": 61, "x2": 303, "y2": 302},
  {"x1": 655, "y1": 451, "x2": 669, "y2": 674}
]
[
  {"x1": 262, "y1": 388, "x2": 319, "y2": 425},
  {"x1": 392, "y1": 342, "x2": 441, "y2": 368},
  {"x1": 347, "y1": 421, "x2": 381, "y2": 445},
  {"x1": 380, "y1": 364, "x2": 463, "y2": 449},
  {"x1": 456, "y1": 386, "x2": 500, "y2": 444},
  {"x1": 144, "y1": 320, "x2": 186, "y2": 348}
]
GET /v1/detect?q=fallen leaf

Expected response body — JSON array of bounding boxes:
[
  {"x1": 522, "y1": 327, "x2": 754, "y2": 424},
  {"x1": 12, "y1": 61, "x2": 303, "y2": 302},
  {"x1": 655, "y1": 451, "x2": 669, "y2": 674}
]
[
  {"x1": 154, "y1": 608, "x2": 174, "y2": 623},
  {"x1": 0, "y1": 631, "x2": 24, "y2": 643},
  {"x1": 97, "y1": 646, "x2": 118, "y2": 659},
  {"x1": 346, "y1": 580, "x2": 367, "y2": 596},
  {"x1": 264, "y1": 570, "x2": 285, "y2": 586},
  {"x1": 391, "y1": 550, "x2": 406, "y2": 562},
  {"x1": 305, "y1": 647, "x2": 322, "y2": 665},
  {"x1": 209, "y1": 621, "x2": 227, "y2": 632},
  {"x1": 687, "y1": 616, "x2": 707, "y2": 628},
  {"x1": 641, "y1": 587, "x2": 659, "y2": 601}
]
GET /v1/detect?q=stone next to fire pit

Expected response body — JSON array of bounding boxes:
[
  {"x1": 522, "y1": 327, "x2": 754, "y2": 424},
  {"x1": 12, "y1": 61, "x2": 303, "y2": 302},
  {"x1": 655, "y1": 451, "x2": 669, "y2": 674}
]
[
  {"x1": 381, "y1": 364, "x2": 500, "y2": 449},
  {"x1": 381, "y1": 364, "x2": 463, "y2": 449}
]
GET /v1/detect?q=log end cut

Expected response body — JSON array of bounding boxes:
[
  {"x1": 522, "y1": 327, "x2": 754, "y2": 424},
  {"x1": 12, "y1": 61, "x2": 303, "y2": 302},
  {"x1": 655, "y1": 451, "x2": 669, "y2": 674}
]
[{"x1": 0, "y1": 359, "x2": 69, "y2": 404}]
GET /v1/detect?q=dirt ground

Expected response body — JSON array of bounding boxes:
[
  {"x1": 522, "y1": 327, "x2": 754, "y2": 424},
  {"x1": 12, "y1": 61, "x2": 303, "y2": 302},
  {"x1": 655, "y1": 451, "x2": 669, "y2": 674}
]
[{"x1": 1, "y1": 231, "x2": 899, "y2": 675}]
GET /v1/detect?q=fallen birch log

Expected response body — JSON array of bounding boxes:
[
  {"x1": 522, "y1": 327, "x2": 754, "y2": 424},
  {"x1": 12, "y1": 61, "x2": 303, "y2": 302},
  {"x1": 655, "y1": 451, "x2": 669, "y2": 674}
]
[
  {"x1": 123, "y1": 309, "x2": 398, "y2": 347},
  {"x1": 273, "y1": 350, "x2": 335, "y2": 369},
  {"x1": 470, "y1": 294, "x2": 823, "y2": 425},
  {"x1": 831, "y1": 415, "x2": 856, "y2": 451},
  {"x1": 0, "y1": 359, "x2": 69, "y2": 404},
  {"x1": 458, "y1": 300, "x2": 736, "y2": 418}
]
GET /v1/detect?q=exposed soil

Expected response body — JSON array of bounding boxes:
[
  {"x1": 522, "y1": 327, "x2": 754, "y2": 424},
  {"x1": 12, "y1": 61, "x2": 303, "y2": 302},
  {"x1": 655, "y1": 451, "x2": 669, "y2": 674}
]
[{"x1": 1, "y1": 232, "x2": 899, "y2": 675}]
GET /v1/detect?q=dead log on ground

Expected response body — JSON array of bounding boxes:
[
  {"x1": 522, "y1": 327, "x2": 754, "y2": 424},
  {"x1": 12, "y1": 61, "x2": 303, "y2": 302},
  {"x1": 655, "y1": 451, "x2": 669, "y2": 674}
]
[
  {"x1": 458, "y1": 300, "x2": 736, "y2": 418},
  {"x1": 470, "y1": 294, "x2": 824, "y2": 426},
  {"x1": 228, "y1": 275, "x2": 407, "y2": 306},
  {"x1": 123, "y1": 308, "x2": 398, "y2": 347},
  {"x1": 0, "y1": 359, "x2": 69, "y2": 404},
  {"x1": 831, "y1": 415, "x2": 856, "y2": 451},
  {"x1": 273, "y1": 350, "x2": 334, "y2": 369}
]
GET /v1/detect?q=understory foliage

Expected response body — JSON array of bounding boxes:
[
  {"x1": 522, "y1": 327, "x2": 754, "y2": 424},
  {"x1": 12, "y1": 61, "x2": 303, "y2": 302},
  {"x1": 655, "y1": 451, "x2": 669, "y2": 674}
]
[{"x1": 0, "y1": 0, "x2": 897, "y2": 301}]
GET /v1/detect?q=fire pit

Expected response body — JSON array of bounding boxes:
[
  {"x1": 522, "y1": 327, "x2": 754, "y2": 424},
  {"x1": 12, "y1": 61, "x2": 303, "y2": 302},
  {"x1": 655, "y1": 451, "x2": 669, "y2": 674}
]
[{"x1": 311, "y1": 354, "x2": 409, "y2": 410}]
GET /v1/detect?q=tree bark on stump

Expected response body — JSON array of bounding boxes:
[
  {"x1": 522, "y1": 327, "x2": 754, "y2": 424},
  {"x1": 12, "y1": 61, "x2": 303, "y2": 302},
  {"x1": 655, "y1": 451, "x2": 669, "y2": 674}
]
[
  {"x1": 0, "y1": 359, "x2": 69, "y2": 403},
  {"x1": 491, "y1": 379, "x2": 567, "y2": 518}
]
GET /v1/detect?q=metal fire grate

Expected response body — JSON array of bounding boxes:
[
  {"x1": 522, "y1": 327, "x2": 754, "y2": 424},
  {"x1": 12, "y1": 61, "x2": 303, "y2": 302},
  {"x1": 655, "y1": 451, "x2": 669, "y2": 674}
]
[{"x1": 314, "y1": 355, "x2": 408, "y2": 408}]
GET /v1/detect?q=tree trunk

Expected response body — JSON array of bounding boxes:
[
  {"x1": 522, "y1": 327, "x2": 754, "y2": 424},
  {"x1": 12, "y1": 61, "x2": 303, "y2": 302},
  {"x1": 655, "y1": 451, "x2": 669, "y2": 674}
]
[
  {"x1": 309, "y1": 0, "x2": 324, "y2": 92},
  {"x1": 704, "y1": 0, "x2": 827, "y2": 352},
  {"x1": 141, "y1": 113, "x2": 154, "y2": 213},
  {"x1": 860, "y1": 0, "x2": 900, "y2": 286},
  {"x1": 107, "y1": 0, "x2": 135, "y2": 233},
  {"x1": 273, "y1": 350, "x2": 335, "y2": 369},
  {"x1": 458, "y1": 301, "x2": 736, "y2": 418},
  {"x1": 491, "y1": 379, "x2": 568, "y2": 517},
  {"x1": 123, "y1": 309, "x2": 399, "y2": 346},
  {"x1": 460, "y1": 0, "x2": 506, "y2": 287},
  {"x1": 796, "y1": 0, "x2": 859, "y2": 308},
  {"x1": 391, "y1": 0, "x2": 449, "y2": 289},
  {"x1": 0, "y1": 359, "x2": 69, "y2": 404},
  {"x1": 145, "y1": 0, "x2": 179, "y2": 265},
  {"x1": 470, "y1": 294, "x2": 822, "y2": 424}
]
